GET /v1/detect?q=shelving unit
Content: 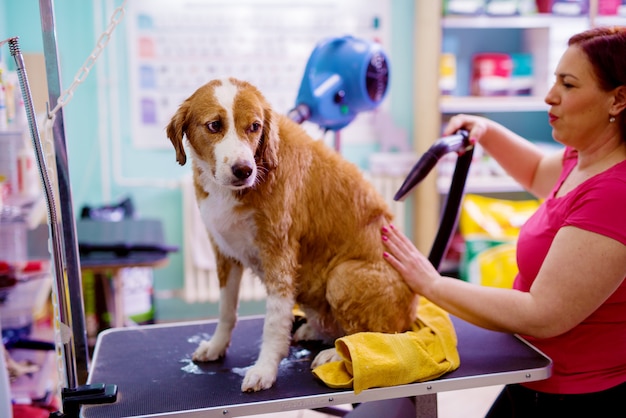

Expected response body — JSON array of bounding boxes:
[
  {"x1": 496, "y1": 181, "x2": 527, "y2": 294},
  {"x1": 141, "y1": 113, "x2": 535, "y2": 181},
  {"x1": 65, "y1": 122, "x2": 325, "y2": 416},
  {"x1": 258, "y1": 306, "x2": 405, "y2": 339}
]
[
  {"x1": 436, "y1": 13, "x2": 579, "y2": 196},
  {"x1": 410, "y1": 1, "x2": 623, "y2": 254},
  {"x1": 440, "y1": 13, "x2": 595, "y2": 114}
]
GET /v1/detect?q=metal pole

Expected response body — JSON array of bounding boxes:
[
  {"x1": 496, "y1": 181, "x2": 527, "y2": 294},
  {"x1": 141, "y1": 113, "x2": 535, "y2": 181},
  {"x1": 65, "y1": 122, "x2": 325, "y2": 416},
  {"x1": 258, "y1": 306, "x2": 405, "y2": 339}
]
[
  {"x1": 9, "y1": 36, "x2": 78, "y2": 392},
  {"x1": 38, "y1": 0, "x2": 90, "y2": 385}
]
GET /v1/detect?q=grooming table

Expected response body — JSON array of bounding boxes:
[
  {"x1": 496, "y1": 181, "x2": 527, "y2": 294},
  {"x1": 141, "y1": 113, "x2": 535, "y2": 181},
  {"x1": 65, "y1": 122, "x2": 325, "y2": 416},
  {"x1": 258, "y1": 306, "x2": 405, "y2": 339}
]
[{"x1": 82, "y1": 315, "x2": 551, "y2": 418}]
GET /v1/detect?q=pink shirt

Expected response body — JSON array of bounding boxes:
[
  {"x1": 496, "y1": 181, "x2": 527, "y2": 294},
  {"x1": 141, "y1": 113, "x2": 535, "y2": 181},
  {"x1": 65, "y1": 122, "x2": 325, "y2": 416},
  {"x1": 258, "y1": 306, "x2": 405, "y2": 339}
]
[{"x1": 514, "y1": 147, "x2": 626, "y2": 394}]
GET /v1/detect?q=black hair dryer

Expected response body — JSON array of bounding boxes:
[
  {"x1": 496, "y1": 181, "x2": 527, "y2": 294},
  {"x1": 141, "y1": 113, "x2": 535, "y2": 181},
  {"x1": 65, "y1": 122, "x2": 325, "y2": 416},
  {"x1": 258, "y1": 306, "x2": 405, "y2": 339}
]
[{"x1": 393, "y1": 130, "x2": 473, "y2": 269}]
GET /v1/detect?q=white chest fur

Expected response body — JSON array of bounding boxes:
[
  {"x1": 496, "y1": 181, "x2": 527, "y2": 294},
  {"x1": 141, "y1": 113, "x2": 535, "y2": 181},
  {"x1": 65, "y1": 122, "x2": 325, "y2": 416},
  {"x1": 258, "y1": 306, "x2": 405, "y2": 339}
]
[{"x1": 197, "y1": 191, "x2": 262, "y2": 273}]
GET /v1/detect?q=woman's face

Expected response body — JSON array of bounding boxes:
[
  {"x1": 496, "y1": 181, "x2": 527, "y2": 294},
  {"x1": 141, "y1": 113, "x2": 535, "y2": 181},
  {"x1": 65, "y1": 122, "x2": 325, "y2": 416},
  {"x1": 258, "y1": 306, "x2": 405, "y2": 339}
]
[{"x1": 544, "y1": 45, "x2": 616, "y2": 148}]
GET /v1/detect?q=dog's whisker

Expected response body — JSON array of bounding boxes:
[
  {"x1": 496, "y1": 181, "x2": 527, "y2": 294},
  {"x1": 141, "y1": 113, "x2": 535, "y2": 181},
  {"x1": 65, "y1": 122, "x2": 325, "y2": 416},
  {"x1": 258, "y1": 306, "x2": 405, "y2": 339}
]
[{"x1": 251, "y1": 166, "x2": 268, "y2": 188}]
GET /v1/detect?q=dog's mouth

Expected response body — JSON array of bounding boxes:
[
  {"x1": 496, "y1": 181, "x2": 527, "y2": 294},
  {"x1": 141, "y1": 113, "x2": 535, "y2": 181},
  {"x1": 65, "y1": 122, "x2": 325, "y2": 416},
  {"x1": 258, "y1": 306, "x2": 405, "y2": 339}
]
[
  {"x1": 229, "y1": 179, "x2": 253, "y2": 190},
  {"x1": 226, "y1": 173, "x2": 257, "y2": 190}
]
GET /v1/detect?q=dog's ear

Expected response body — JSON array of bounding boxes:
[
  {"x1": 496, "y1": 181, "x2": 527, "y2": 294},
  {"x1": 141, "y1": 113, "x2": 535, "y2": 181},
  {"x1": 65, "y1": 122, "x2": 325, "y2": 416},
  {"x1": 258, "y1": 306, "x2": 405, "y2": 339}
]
[
  {"x1": 256, "y1": 107, "x2": 279, "y2": 169},
  {"x1": 166, "y1": 102, "x2": 189, "y2": 166}
]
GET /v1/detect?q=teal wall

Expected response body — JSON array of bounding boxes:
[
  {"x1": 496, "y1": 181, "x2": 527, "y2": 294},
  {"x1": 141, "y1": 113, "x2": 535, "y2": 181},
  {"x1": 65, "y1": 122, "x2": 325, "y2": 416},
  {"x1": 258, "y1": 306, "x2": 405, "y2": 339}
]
[{"x1": 0, "y1": 0, "x2": 416, "y2": 319}]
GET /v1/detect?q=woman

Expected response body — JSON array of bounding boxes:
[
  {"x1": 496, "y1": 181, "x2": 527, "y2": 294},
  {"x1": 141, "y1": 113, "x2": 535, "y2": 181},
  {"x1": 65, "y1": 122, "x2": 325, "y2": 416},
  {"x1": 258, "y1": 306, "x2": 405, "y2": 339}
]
[{"x1": 381, "y1": 26, "x2": 626, "y2": 416}]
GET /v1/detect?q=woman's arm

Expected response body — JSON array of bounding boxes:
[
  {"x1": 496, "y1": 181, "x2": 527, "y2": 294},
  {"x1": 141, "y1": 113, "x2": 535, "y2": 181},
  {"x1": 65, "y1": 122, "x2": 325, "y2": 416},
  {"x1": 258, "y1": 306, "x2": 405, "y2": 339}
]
[
  {"x1": 382, "y1": 225, "x2": 626, "y2": 338},
  {"x1": 443, "y1": 114, "x2": 564, "y2": 199}
]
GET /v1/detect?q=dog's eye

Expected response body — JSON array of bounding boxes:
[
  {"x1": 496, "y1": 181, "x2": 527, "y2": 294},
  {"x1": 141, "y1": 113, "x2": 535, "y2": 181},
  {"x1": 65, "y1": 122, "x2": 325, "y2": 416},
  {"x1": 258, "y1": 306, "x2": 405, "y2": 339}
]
[
  {"x1": 248, "y1": 122, "x2": 261, "y2": 134},
  {"x1": 206, "y1": 121, "x2": 221, "y2": 133}
]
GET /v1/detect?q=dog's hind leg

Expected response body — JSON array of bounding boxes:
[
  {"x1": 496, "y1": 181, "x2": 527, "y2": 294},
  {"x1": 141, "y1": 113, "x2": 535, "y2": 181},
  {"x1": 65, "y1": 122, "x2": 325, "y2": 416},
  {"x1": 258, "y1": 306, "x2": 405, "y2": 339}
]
[
  {"x1": 309, "y1": 261, "x2": 416, "y2": 368},
  {"x1": 193, "y1": 260, "x2": 243, "y2": 362},
  {"x1": 326, "y1": 260, "x2": 417, "y2": 335}
]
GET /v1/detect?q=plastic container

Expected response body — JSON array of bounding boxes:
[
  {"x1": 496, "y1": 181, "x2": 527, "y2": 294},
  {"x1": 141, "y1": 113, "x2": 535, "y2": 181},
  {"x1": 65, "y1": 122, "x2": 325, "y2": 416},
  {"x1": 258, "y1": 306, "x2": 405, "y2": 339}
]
[
  {"x1": 0, "y1": 131, "x2": 22, "y2": 197},
  {"x1": 510, "y1": 53, "x2": 534, "y2": 96},
  {"x1": 598, "y1": 0, "x2": 621, "y2": 15},
  {"x1": 471, "y1": 53, "x2": 513, "y2": 97},
  {"x1": 551, "y1": 0, "x2": 589, "y2": 15},
  {"x1": 440, "y1": 53, "x2": 457, "y2": 96},
  {"x1": 0, "y1": 277, "x2": 49, "y2": 342},
  {"x1": 0, "y1": 322, "x2": 13, "y2": 418},
  {"x1": 443, "y1": 0, "x2": 486, "y2": 15},
  {"x1": 0, "y1": 216, "x2": 27, "y2": 266},
  {"x1": 485, "y1": 0, "x2": 521, "y2": 15}
]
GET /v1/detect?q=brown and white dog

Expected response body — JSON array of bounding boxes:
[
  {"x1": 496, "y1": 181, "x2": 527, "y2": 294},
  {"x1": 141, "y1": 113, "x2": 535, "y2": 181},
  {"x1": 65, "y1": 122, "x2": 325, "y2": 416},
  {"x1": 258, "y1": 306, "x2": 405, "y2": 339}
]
[{"x1": 166, "y1": 78, "x2": 417, "y2": 392}]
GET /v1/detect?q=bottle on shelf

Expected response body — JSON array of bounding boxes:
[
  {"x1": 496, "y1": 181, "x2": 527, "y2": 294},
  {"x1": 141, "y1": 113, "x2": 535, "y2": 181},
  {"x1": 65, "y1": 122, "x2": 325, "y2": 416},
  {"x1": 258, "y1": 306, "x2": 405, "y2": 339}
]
[{"x1": 0, "y1": 69, "x2": 8, "y2": 131}]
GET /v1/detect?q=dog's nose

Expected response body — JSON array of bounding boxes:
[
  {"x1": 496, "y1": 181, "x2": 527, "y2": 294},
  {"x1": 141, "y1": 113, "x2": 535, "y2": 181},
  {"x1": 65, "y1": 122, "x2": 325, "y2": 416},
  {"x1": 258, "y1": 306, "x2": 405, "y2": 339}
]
[{"x1": 232, "y1": 162, "x2": 254, "y2": 180}]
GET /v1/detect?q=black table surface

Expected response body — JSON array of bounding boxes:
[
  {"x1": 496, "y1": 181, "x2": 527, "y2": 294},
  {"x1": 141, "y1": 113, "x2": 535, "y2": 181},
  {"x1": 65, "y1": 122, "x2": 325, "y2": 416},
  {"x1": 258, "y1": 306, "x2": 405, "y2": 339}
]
[{"x1": 82, "y1": 315, "x2": 552, "y2": 418}]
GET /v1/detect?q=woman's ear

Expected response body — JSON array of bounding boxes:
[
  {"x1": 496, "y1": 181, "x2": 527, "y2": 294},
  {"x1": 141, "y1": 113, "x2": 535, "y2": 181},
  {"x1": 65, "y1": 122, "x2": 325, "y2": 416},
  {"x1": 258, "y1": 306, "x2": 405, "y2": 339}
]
[{"x1": 611, "y1": 85, "x2": 626, "y2": 116}]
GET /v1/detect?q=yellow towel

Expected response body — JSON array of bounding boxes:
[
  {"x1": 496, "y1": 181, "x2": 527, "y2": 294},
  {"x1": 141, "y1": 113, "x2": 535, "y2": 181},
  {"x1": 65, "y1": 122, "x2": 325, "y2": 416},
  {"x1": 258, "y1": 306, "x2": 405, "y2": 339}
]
[{"x1": 312, "y1": 297, "x2": 460, "y2": 394}]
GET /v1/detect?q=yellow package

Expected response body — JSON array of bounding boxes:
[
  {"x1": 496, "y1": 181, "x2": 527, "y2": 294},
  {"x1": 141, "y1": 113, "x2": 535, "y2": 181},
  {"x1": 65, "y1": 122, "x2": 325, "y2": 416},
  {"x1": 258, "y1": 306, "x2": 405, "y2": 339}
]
[{"x1": 459, "y1": 194, "x2": 540, "y2": 288}]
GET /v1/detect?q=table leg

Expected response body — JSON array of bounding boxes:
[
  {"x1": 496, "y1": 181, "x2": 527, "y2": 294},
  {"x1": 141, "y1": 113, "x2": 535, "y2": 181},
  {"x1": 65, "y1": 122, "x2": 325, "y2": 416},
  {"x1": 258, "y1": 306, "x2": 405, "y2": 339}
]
[
  {"x1": 111, "y1": 271, "x2": 125, "y2": 328},
  {"x1": 415, "y1": 394, "x2": 438, "y2": 417},
  {"x1": 343, "y1": 395, "x2": 437, "y2": 418}
]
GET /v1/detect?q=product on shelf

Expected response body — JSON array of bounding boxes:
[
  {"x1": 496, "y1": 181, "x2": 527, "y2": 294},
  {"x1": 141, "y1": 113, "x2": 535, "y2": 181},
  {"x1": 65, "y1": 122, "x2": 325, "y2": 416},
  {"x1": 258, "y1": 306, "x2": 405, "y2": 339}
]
[
  {"x1": 510, "y1": 53, "x2": 533, "y2": 96},
  {"x1": 458, "y1": 194, "x2": 541, "y2": 286},
  {"x1": 440, "y1": 53, "x2": 457, "y2": 96},
  {"x1": 551, "y1": 0, "x2": 589, "y2": 15},
  {"x1": 0, "y1": 68, "x2": 40, "y2": 201},
  {"x1": 471, "y1": 52, "x2": 513, "y2": 96},
  {"x1": 443, "y1": 0, "x2": 538, "y2": 16},
  {"x1": 485, "y1": 0, "x2": 538, "y2": 15},
  {"x1": 443, "y1": 0, "x2": 486, "y2": 16},
  {"x1": 0, "y1": 131, "x2": 22, "y2": 197},
  {"x1": 0, "y1": 214, "x2": 27, "y2": 267},
  {"x1": 597, "y1": 0, "x2": 621, "y2": 15}
]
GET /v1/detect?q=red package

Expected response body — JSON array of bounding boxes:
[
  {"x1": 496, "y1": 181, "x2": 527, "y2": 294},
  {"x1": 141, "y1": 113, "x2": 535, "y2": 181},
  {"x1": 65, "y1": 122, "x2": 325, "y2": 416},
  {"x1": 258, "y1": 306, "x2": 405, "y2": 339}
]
[{"x1": 471, "y1": 53, "x2": 513, "y2": 97}]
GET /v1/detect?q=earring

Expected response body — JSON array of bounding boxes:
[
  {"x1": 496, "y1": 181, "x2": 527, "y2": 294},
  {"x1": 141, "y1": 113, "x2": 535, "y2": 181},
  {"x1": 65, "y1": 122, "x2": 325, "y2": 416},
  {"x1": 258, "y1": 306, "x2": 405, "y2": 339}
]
[{"x1": 610, "y1": 116, "x2": 616, "y2": 123}]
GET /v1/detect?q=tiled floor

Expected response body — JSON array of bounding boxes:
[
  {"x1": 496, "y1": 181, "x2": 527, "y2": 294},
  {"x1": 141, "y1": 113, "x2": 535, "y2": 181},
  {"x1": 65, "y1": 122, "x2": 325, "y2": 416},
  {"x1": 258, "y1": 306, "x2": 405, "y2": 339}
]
[{"x1": 253, "y1": 385, "x2": 504, "y2": 417}]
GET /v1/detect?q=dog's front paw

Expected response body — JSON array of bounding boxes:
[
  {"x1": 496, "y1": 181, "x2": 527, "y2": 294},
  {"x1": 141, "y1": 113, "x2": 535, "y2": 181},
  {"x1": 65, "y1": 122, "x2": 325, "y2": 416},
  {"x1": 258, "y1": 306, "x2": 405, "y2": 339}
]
[
  {"x1": 293, "y1": 322, "x2": 324, "y2": 342},
  {"x1": 241, "y1": 363, "x2": 278, "y2": 392},
  {"x1": 311, "y1": 348, "x2": 342, "y2": 369},
  {"x1": 192, "y1": 340, "x2": 228, "y2": 362}
]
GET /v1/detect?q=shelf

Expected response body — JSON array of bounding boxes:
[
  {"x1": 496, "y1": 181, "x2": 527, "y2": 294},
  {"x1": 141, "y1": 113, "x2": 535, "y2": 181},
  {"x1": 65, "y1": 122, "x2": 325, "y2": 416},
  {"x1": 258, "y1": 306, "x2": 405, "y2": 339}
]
[
  {"x1": 440, "y1": 96, "x2": 548, "y2": 114},
  {"x1": 442, "y1": 14, "x2": 587, "y2": 29}
]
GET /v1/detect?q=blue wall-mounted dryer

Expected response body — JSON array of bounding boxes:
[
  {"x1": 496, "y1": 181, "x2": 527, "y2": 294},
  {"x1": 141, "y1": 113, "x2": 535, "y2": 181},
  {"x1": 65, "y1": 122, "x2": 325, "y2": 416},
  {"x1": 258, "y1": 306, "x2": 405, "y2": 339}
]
[{"x1": 289, "y1": 35, "x2": 390, "y2": 131}]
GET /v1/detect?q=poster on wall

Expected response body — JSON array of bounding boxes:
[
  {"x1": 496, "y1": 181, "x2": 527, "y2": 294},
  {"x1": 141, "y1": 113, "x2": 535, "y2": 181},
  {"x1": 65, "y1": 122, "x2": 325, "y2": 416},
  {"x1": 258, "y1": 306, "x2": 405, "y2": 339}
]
[{"x1": 126, "y1": 0, "x2": 391, "y2": 149}]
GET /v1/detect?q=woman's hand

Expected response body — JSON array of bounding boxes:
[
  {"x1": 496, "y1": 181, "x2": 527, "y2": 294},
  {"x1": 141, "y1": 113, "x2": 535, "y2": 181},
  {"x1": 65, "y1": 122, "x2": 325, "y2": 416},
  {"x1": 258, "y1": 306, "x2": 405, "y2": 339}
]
[
  {"x1": 443, "y1": 114, "x2": 491, "y2": 144},
  {"x1": 443, "y1": 113, "x2": 557, "y2": 198},
  {"x1": 381, "y1": 225, "x2": 440, "y2": 296}
]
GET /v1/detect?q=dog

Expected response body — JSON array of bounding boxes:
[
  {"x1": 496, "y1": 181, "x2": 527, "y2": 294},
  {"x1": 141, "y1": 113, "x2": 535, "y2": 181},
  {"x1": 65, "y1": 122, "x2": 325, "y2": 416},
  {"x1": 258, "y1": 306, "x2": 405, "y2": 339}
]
[{"x1": 166, "y1": 78, "x2": 418, "y2": 392}]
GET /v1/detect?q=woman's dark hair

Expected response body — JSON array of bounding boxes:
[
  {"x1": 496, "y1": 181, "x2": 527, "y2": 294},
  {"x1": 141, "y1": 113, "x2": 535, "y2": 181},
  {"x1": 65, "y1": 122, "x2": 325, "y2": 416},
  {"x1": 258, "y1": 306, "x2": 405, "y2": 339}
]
[
  {"x1": 569, "y1": 26, "x2": 626, "y2": 135},
  {"x1": 569, "y1": 26, "x2": 626, "y2": 91}
]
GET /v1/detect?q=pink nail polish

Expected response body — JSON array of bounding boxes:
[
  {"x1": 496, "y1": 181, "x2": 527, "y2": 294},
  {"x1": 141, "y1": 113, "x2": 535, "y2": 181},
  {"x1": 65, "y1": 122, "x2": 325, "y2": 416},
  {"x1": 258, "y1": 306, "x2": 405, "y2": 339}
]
[
  {"x1": 381, "y1": 226, "x2": 388, "y2": 233},
  {"x1": 382, "y1": 235, "x2": 388, "y2": 242},
  {"x1": 389, "y1": 224, "x2": 395, "y2": 230},
  {"x1": 383, "y1": 252, "x2": 389, "y2": 258}
]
